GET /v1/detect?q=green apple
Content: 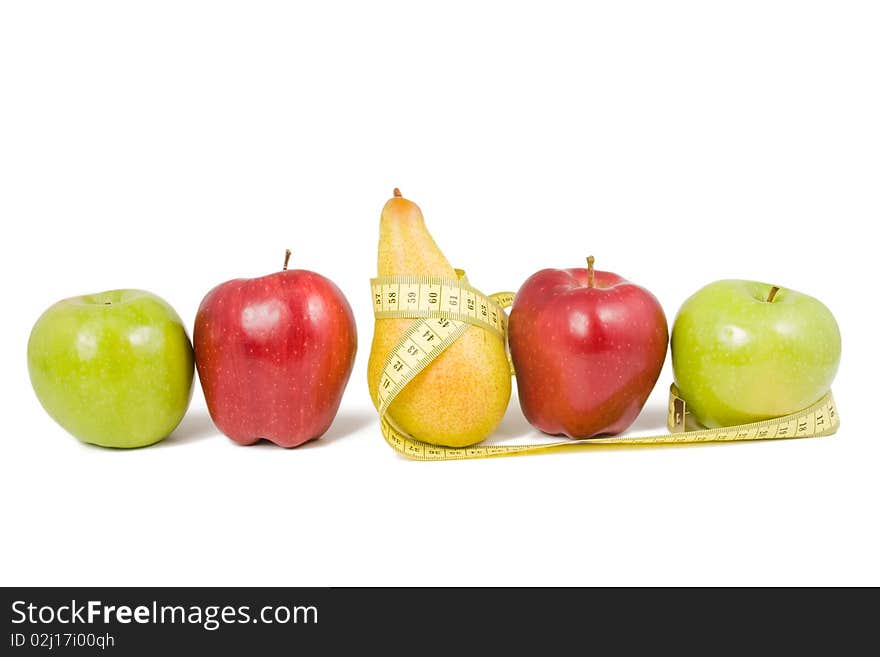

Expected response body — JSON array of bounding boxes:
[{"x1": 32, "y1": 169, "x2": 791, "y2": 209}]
[
  {"x1": 28, "y1": 289, "x2": 194, "y2": 448},
  {"x1": 671, "y1": 280, "x2": 841, "y2": 428}
]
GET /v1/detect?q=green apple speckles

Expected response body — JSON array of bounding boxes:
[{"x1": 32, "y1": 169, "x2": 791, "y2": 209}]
[
  {"x1": 27, "y1": 289, "x2": 194, "y2": 448},
  {"x1": 671, "y1": 280, "x2": 841, "y2": 428}
]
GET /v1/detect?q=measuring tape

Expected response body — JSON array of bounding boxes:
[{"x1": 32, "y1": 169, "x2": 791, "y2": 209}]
[{"x1": 370, "y1": 274, "x2": 839, "y2": 461}]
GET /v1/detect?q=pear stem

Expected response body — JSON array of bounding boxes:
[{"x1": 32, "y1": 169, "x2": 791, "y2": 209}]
[
  {"x1": 587, "y1": 255, "x2": 595, "y2": 288},
  {"x1": 283, "y1": 249, "x2": 292, "y2": 271},
  {"x1": 393, "y1": 188, "x2": 402, "y2": 198},
  {"x1": 767, "y1": 285, "x2": 780, "y2": 302}
]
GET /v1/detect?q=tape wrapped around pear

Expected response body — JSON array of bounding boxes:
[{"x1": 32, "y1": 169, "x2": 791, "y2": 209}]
[{"x1": 367, "y1": 189, "x2": 511, "y2": 447}]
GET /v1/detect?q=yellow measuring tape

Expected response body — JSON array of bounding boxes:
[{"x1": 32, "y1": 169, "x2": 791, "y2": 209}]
[{"x1": 371, "y1": 274, "x2": 839, "y2": 460}]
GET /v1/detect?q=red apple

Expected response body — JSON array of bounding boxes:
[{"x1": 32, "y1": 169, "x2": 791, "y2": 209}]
[
  {"x1": 194, "y1": 251, "x2": 357, "y2": 447},
  {"x1": 508, "y1": 257, "x2": 668, "y2": 438}
]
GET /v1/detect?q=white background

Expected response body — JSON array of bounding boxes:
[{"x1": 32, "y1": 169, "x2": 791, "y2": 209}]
[{"x1": 2, "y1": 1, "x2": 877, "y2": 586}]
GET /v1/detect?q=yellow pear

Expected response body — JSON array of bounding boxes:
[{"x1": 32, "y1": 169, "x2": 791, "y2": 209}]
[{"x1": 367, "y1": 189, "x2": 511, "y2": 447}]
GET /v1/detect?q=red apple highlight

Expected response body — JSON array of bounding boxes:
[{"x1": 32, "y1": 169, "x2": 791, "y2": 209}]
[
  {"x1": 508, "y1": 257, "x2": 668, "y2": 438},
  {"x1": 194, "y1": 251, "x2": 357, "y2": 447}
]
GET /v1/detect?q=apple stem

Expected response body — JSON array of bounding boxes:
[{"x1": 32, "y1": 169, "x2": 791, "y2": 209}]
[
  {"x1": 767, "y1": 285, "x2": 780, "y2": 302},
  {"x1": 587, "y1": 255, "x2": 595, "y2": 288},
  {"x1": 283, "y1": 249, "x2": 292, "y2": 271},
  {"x1": 393, "y1": 188, "x2": 402, "y2": 198}
]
